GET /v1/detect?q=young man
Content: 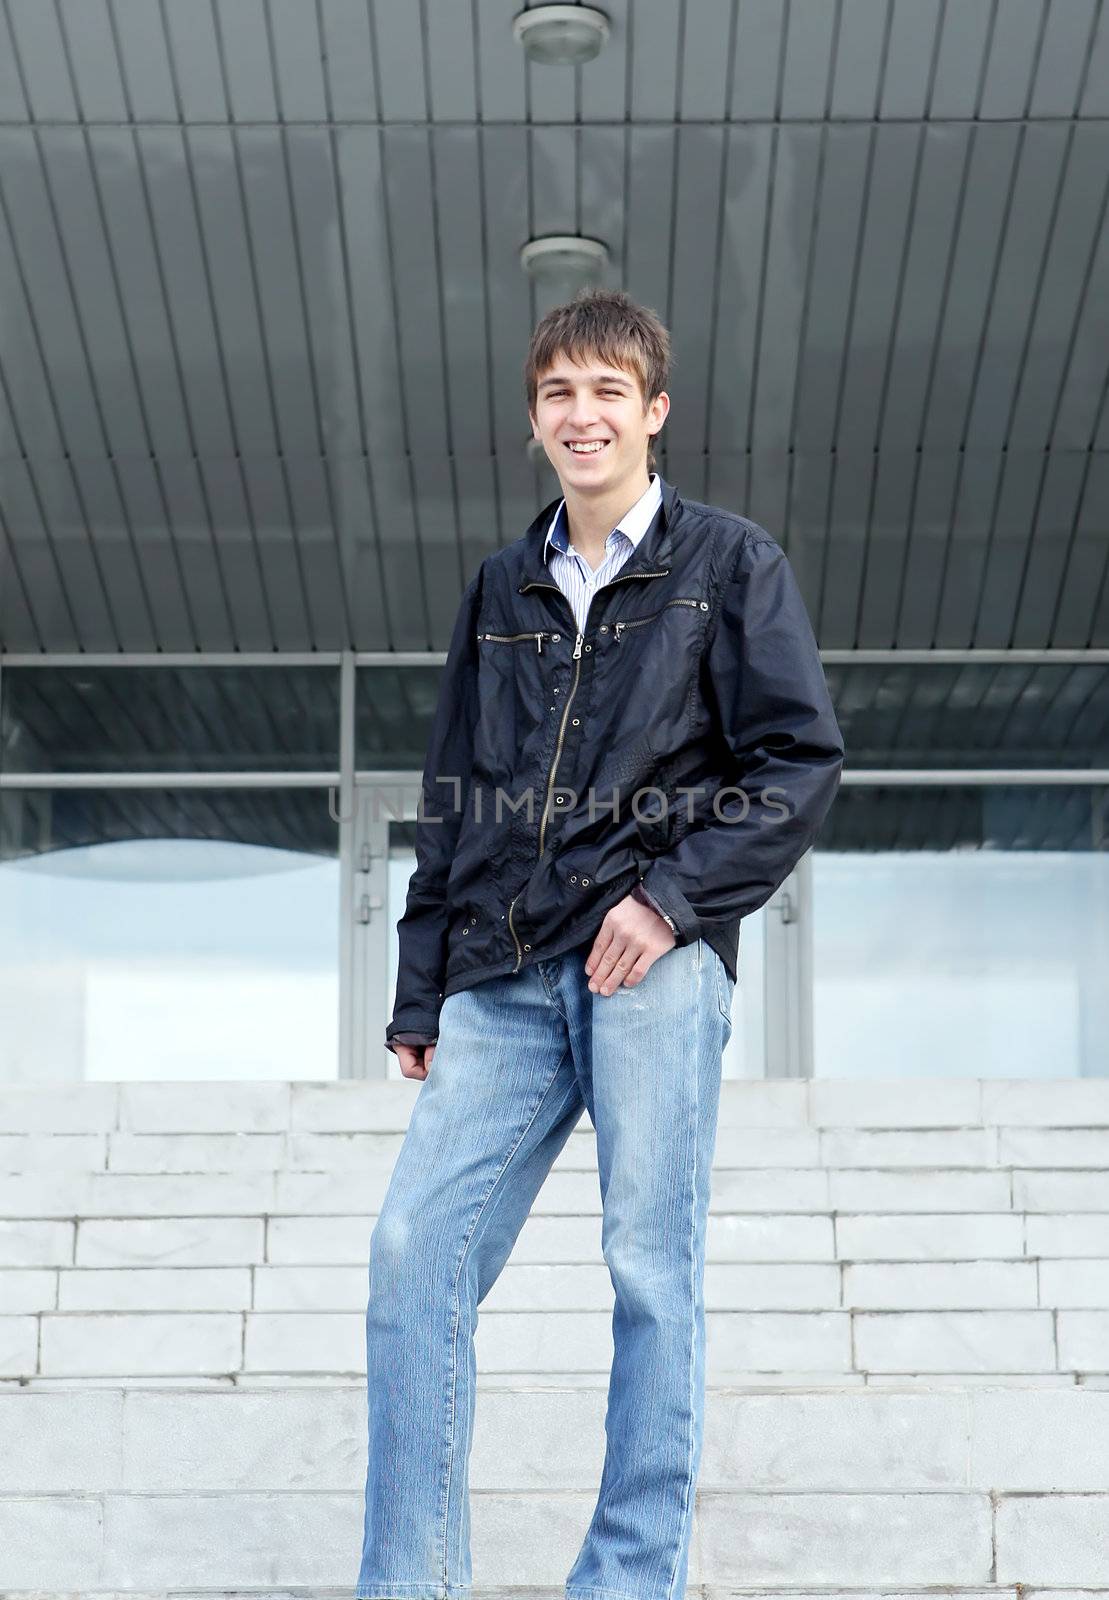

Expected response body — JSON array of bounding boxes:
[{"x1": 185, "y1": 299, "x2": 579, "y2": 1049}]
[{"x1": 356, "y1": 289, "x2": 843, "y2": 1600}]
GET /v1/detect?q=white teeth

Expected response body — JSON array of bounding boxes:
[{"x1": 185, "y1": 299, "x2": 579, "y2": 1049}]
[{"x1": 567, "y1": 441, "x2": 607, "y2": 453}]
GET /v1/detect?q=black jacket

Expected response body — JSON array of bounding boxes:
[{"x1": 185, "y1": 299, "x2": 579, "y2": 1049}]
[{"x1": 386, "y1": 476, "x2": 843, "y2": 1053}]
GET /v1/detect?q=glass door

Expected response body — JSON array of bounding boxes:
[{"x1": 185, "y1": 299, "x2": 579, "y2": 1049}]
[{"x1": 350, "y1": 782, "x2": 398, "y2": 1078}]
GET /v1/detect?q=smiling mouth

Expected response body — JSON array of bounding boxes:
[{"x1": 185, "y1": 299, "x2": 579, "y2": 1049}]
[{"x1": 564, "y1": 440, "x2": 610, "y2": 455}]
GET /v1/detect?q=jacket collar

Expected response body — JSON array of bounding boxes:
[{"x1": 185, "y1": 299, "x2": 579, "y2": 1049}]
[{"x1": 516, "y1": 474, "x2": 681, "y2": 596}]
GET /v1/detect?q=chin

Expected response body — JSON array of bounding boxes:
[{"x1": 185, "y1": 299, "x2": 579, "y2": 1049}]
[
  {"x1": 564, "y1": 448, "x2": 622, "y2": 477},
  {"x1": 563, "y1": 467, "x2": 617, "y2": 494}
]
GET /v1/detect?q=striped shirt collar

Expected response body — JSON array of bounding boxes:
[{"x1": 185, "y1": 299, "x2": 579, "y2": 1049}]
[{"x1": 543, "y1": 473, "x2": 663, "y2": 566}]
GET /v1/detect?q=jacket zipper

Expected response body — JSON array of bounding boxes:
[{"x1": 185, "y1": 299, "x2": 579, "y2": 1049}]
[
  {"x1": 537, "y1": 630, "x2": 585, "y2": 860},
  {"x1": 506, "y1": 567, "x2": 670, "y2": 972},
  {"x1": 479, "y1": 629, "x2": 553, "y2": 653},
  {"x1": 507, "y1": 891, "x2": 523, "y2": 969},
  {"x1": 612, "y1": 597, "x2": 701, "y2": 641}
]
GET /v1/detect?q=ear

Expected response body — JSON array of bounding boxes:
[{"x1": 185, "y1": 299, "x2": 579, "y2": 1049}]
[{"x1": 647, "y1": 390, "x2": 671, "y2": 436}]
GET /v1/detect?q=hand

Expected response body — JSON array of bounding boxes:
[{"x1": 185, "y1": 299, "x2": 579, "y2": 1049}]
[
  {"x1": 393, "y1": 1040, "x2": 436, "y2": 1080},
  {"x1": 584, "y1": 891, "x2": 676, "y2": 997}
]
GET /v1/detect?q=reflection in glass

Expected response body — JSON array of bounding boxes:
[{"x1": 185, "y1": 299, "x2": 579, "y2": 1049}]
[
  {"x1": 0, "y1": 789, "x2": 339, "y2": 1083},
  {"x1": 0, "y1": 666, "x2": 340, "y2": 774},
  {"x1": 356, "y1": 666, "x2": 442, "y2": 770},
  {"x1": 823, "y1": 661, "x2": 1109, "y2": 770}
]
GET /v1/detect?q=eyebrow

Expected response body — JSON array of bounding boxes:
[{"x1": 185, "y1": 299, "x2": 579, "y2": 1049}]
[{"x1": 538, "y1": 373, "x2": 633, "y2": 390}]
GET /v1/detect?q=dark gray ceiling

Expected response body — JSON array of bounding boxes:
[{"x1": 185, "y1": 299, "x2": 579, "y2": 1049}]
[{"x1": 0, "y1": 0, "x2": 1107, "y2": 655}]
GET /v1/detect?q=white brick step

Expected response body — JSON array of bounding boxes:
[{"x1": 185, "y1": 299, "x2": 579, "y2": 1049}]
[
  {"x1": 9, "y1": 1368, "x2": 1101, "y2": 1391},
  {"x1": 5, "y1": 1256, "x2": 1100, "y2": 1309},
  {"x1": 3, "y1": 1128, "x2": 1109, "y2": 1174},
  {"x1": 3, "y1": 1593, "x2": 1107, "y2": 1600},
  {"x1": 0, "y1": 1305, "x2": 1098, "y2": 1381},
  {"x1": 6, "y1": 1168, "x2": 1109, "y2": 1216},
  {"x1": 0, "y1": 1214, "x2": 1097, "y2": 1269},
  {"x1": 4, "y1": 1078, "x2": 1109, "y2": 1135},
  {"x1": 4, "y1": 1385, "x2": 1109, "y2": 1591}
]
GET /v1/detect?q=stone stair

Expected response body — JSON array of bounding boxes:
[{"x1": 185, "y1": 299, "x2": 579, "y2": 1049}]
[{"x1": 2, "y1": 1076, "x2": 1109, "y2": 1596}]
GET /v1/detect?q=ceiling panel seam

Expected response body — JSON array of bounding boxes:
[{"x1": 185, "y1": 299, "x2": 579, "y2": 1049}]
[
  {"x1": 365, "y1": 0, "x2": 433, "y2": 651},
  {"x1": 419, "y1": 0, "x2": 468, "y2": 603}
]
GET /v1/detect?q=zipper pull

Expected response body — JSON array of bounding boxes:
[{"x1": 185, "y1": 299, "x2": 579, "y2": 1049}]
[
  {"x1": 536, "y1": 632, "x2": 544, "y2": 654},
  {"x1": 573, "y1": 632, "x2": 584, "y2": 658},
  {"x1": 613, "y1": 622, "x2": 624, "y2": 642}
]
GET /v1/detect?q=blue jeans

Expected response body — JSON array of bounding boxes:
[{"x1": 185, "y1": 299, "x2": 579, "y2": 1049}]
[{"x1": 355, "y1": 934, "x2": 735, "y2": 1600}]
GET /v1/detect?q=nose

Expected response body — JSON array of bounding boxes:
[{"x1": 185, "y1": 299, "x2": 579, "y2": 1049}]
[{"x1": 567, "y1": 391, "x2": 601, "y2": 430}]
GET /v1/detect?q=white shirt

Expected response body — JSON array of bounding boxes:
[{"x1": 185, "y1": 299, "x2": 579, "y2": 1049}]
[{"x1": 542, "y1": 473, "x2": 663, "y2": 637}]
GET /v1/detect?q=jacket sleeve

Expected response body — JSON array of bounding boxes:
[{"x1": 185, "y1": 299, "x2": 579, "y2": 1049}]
[
  {"x1": 638, "y1": 528, "x2": 843, "y2": 944},
  {"x1": 385, "y1": 566, "x2": 484, "y2": 1050}
]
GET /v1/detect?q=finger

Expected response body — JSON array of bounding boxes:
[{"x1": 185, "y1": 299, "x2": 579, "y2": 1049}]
[
  {"x1": 602, "y1": 946, "x2": 640, "y2": 994},
  {"x1": 621, "y1": 950, "x2": 654, "y2": 987},
  {"x1": 395, "y1": 1043, "x2": 428, "y2": 1079},
  {"x1": 592, "y1": 939, "x2": 638, "y2": 996},
  {"x1": 587, "y1": 933, "x2": 622, "y2": 991},
  {"x1": 584, "y1": 921, "x2": 615, "y2": 979}
]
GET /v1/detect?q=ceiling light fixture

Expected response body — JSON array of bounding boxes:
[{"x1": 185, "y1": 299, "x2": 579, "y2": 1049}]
[
  {"x1": 519, "y1": 235, "x2": 609, "y2": 288},
  {"x1": 512, "y1": 5, "x2": 611, "y2": 66}
]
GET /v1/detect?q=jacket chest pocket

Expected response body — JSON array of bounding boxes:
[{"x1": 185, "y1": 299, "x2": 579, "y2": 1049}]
[
  {"x1": 609, "y1": 597, "x2": 708, "y2": 643},
  {"x1": 597, "y1": 595, "x2": 709, "y2": 742},
  {"x1": 474, "y1": 627, "x2": 562, "y2": 779}
]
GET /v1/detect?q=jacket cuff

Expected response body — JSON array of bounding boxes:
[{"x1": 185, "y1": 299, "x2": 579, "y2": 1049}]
[
  {"x1": 630, "y1": 881, "x2": 678, "y2": 935},
  {"x1": 386, "y1": 1030, "x2": 438, "y2": 1055},
  {"x1": 386, "y1": 1009, "x2": 442, "y2": 1048},
  {"x1": 636, "y1": 863, "x2": 701, "y2": 946}
]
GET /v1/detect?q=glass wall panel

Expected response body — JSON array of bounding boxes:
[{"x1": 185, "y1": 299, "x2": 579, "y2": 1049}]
[
  {"x1": 0, "y1": 788, "x2": 339, "y2": 1083},
  {"x1": 356, "y1": 666, "x2": 440, "y2": 769},
  {"x1": 0, "y1": 666, "x2": 339, "y2": 773},
  {"x1": 358, "y1": 659, "x2": 1109, "y2": 774},
  {"x1": 823, "y1": 662, "x2": 1109, "y2": 769},
  {"x1": 812, "y1": 785, "x2": 1109, "y2": 1079}
]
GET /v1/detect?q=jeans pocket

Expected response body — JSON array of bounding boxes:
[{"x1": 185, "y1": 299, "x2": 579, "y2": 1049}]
[{"x1": 713, "y1": 949, "x2": 735, "y2": 1022}]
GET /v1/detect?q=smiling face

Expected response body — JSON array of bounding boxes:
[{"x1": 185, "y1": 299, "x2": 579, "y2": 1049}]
[{"x1": 528, "y1": 351, "x2": 670, "y2": 499}]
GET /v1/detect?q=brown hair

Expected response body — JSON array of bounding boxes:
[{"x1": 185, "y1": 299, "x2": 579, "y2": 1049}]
[{"x1": 524, "y1": 288, "x2": 672, "y2": 472}]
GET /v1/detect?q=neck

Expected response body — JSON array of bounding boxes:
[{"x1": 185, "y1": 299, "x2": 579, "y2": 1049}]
[{"x1": 560, "y1": 467, "x2": 652, "y2": 562}]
